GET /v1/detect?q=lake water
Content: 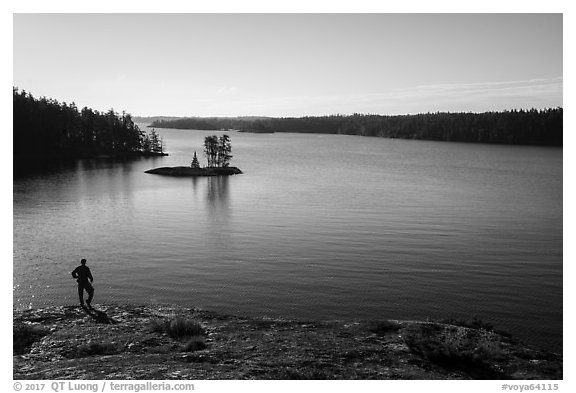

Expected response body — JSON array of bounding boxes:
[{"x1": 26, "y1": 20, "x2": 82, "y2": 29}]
[{"x1": 13, "y1": 126, "x2": 563, "y2": 352}]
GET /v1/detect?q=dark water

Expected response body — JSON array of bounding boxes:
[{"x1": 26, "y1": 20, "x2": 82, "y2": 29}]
[{"x1": 13, "y1": 127, "x2": 562, "y2": 352}]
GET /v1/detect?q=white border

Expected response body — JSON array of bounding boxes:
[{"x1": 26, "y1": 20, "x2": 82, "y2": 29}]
[{"x1": 4, "y1": 2, "x2": 572, "y2": 391}]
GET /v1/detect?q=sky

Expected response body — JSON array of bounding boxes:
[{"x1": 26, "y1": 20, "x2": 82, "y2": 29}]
[{"x1": 13, "y1": 13, "x2": 563, "y2": 117}]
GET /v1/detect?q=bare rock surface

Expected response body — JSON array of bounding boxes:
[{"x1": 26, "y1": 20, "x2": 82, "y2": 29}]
[
  {"x1": 13, "y1": 304, "x2": 562, "y2": 380},
  {"x1": 145, "y1": 167, "x2": 242, "y2": 177}
]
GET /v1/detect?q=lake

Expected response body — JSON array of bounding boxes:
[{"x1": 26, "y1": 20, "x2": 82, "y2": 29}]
[{"x1": 13, "y1": 126, "x2": 563, "y2": 352}]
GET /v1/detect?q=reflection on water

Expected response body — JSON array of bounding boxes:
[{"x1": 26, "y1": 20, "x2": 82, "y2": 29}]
[
  {"x1": 13, "y1": 129, "x2": 562, "y2": 352},
  {"x1": 206, "y1": 176, "x2": 230, "y2": 207}
]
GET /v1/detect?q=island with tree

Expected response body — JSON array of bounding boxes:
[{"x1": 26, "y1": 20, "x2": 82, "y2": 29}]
[{"x1": 145, "y1": 134, "x2": 243, "y2": 177}]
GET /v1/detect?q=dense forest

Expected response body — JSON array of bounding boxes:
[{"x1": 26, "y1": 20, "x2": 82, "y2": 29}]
[
  {"x1": 151, "y1": 108, "x2": 563, "y2": 146},
  {"x1": 13, "y1": 88, "x2": 165, "y2": 170}
]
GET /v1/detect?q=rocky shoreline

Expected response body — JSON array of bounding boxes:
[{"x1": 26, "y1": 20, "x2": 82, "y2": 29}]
[{"x1": 13, "y1": 304, "x2": 562, "y2": 380}]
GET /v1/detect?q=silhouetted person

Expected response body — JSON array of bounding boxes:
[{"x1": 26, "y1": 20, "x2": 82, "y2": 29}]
[{"x1": 72, "y1": 258, "x2": 94, "y2": 308}]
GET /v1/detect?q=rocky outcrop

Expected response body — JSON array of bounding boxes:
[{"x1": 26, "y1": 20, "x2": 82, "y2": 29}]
[
  {"x1": 13, "y1": 304, "x2": 562, "y2": 380},
  {"x1": 145, "y1": 167, "x2": 242, "y2": 177}
]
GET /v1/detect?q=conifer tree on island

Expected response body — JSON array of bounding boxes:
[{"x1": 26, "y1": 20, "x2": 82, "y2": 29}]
[
  {"x1": 203, "y1": 134, "x2": 233, "y2": 168},
  {"x1": 203, "y1": 135, "x2": 218, "y2": 167},
  {"x1": 217, "y1": 134, "x2": 233, "y2": 168},
  {"x1": 191, "y1": 151, "x2": 200, "y2": 169}
]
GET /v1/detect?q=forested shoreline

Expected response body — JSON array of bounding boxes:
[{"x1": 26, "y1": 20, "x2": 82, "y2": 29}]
[
  {"x1": 151, "y1": 108, "x2": 563, "y2": 146},
  {"x1": 13, "y1": 88, "x2": 165, "y2": 172},
  {"x1": 13, "y1": 86, "x2": 562, "y2": 175}
]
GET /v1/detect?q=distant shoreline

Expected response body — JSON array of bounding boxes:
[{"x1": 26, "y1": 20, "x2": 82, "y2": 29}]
[
  {"x1": 237, "y1": 129, "x2": 275, "y2": 134},
  {"x1": 147, "y1": 109, "x2": 563, "y2": 147}
]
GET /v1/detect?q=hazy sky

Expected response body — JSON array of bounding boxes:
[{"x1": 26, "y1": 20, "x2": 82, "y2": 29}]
[{"x1": 13, "y1": 13, "x2": 562, "y2": 117}]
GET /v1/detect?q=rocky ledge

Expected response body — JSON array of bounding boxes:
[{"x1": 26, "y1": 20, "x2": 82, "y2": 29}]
[
  {"x1": 13, "y1": 304, "x2": 562, "y2": 380},
  {"x1": 145, "y1": 166, "x2": 242, "y2": 177}
]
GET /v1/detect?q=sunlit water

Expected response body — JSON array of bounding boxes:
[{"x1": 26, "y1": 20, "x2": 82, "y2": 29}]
[{"x1": 13, "y1": 126, "x2": 562, "y2": 352}]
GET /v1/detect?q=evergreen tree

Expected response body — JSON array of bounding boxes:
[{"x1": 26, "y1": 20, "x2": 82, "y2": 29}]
[
  {"x1": 218, "y1": 134, "x2": 232, "y2": 167},
  {"x1": 147, "y1": 128, "x2": 164, "y2": 153},
  {"x1": 203, "y1": 135, "x2": 218, "y2": 167},
  {"x1": 203, "y1": 135, "x2": 233, "y2": 167},
  {"x1": 141, "y1": 133, "x2": 151, "y2": 153},
  {"x1": 191, "y1": 151, "x2": 200, "y2": 168},
  {"x1": 149, "y1": 129, "x2": 159, "y2": 152}
]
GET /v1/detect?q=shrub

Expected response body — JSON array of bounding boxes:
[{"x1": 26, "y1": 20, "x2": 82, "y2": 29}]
[
  {"x1": 150, "y1": 317, "x2": 205, "y2": 339},
  {"x1": 168, "y1": 317, "x2": 204, "y2": 338},
  {"x1": 14, "y1": 323, "x2": 49, "y2": 355},
  {"x1": 402, "y1": 323, "x2": 506, "y2": 378},
  {"x1": 369, "y1": 320, "x2": 402, "y2": 335}
]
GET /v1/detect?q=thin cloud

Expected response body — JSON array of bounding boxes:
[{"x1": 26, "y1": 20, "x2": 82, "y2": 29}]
[
  {"x1": 196, "y1": 77, "x2": 562, "y2": 116},
  {"x1": 357, "y1": 77, "x2": 563, "y2": 103},
  {"x1": 216, "y1": 86, "x2": 238, "y2": 95}
]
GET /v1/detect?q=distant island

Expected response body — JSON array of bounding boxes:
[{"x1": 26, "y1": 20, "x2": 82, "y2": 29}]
[{"x1": 149, "y1": 108, "x2": 563, "y2": 147}]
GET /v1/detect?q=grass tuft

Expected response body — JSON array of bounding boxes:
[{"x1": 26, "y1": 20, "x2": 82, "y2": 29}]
[
  {"x1": 168, "y1": 317, "x2": 205, "y2": 338},
  {"x1": 150, "y1": 316, "x2": 205, "y2": 339}
]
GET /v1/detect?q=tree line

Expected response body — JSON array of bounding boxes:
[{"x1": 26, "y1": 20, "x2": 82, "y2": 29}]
[
  {"x1": 13, "y1": 88, "x2": 164, "y2": 168},
  {"x1": 151, "y1": 108, "x2": 562, "y2": 146}
]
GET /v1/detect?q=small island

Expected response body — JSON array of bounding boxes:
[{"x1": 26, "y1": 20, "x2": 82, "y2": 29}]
[
  {"x1": 146, "y1": 134, "x2": 242, "y2": 177},
  {"x1": 145, "y1": 166, "x2": 242, "y2": 177}
]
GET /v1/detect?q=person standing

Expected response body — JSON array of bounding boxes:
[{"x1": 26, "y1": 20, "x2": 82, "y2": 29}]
[{"x1": 71, "y1": 258, "x2": 94, "y2": 308}]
